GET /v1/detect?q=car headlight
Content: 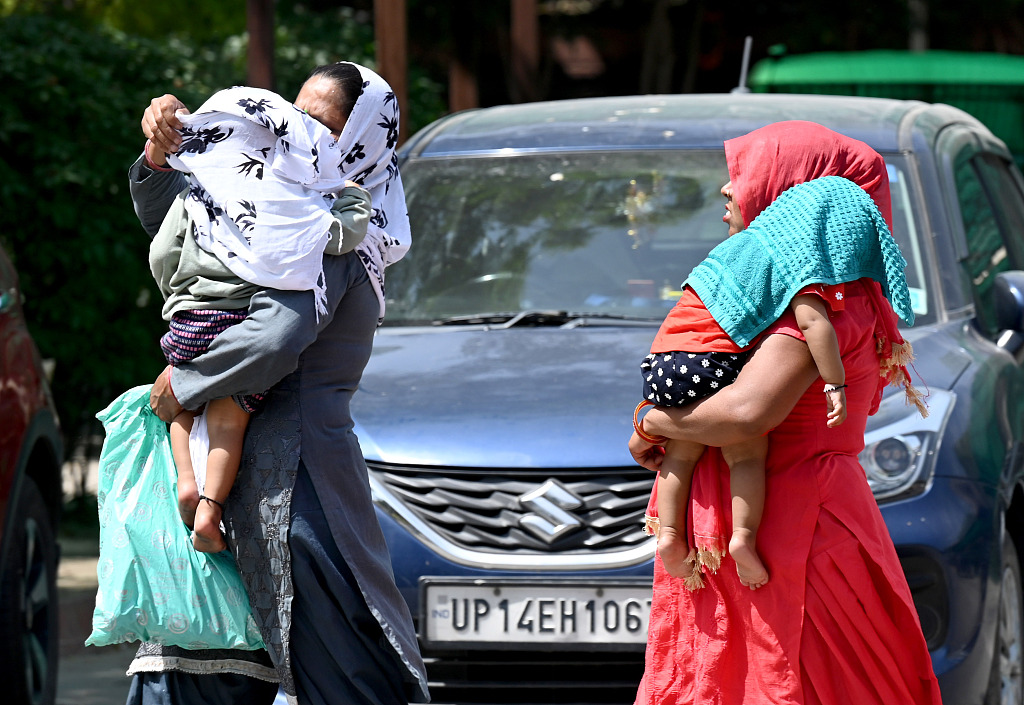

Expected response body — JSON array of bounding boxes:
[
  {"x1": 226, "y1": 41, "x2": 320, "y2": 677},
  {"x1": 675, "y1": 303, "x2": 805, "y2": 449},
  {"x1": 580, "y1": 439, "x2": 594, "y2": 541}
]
[{"x1": 859, "y1": 389, "x2": 955, "y2": 502}]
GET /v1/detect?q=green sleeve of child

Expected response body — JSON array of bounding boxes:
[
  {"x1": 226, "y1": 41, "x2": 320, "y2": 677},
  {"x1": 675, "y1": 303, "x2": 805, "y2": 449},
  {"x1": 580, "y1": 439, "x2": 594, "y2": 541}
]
[{"x1": 324, "y1": 184, "x2": 371, "y2": 256}]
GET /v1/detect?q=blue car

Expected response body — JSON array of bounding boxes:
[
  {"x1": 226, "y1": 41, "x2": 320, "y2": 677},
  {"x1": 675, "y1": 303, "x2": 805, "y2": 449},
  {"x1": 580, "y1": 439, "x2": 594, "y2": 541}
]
[{"x1": 353, "y1": 94, "x2": 1024, "y2": 705}]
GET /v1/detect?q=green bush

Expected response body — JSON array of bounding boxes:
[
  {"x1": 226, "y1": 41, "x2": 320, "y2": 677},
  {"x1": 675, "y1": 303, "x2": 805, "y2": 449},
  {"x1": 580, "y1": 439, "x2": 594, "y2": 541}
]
[
  {"x1": 0, "y1": 13, "x2": 214, "y2": 446},
  {"x1": 0, "y1": 9, "x2": 444, "y2": 456}
]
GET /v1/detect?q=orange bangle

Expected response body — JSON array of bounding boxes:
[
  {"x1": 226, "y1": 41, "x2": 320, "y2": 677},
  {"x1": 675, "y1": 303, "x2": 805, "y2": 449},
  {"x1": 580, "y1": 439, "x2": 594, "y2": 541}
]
[
  {"x1": 144, "y1": 140, "x2": 174, "y2": 172},
  {"x1": 633, "y1": 400, "x2": 667, "y2": 444}
]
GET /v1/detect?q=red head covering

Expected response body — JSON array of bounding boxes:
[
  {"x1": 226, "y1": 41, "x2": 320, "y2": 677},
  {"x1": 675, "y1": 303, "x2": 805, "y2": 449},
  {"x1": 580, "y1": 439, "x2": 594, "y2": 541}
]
[
  {"x1": 723, "y1": 120, "x2": 926, "y2": 424},
  {"x1": 724, "y1": 120, "x2": 893, "y2": 231}
]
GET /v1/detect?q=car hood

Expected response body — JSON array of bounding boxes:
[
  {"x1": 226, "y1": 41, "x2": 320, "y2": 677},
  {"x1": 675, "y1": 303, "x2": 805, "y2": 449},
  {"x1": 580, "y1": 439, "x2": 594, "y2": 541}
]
[
  {"x1": 352, "y1": 324, "x2": 969, "y2": 469},
  {"x1": 353, "y1": 326, "x2": 654, "y2": 468},
  {"x1": 897, "y1": 324, "x2": 971, "y2": 394}
]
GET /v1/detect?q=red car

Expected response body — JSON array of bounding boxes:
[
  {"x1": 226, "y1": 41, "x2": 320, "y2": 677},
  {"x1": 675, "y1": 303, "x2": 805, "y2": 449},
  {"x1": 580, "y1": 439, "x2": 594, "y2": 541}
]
[{"x1": 0, "y1": 244, "x2": 63, "y2": 705}]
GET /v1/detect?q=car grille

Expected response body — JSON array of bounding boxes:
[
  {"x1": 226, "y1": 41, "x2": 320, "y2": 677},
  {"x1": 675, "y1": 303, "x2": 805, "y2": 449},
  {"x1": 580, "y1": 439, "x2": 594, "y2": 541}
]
[{"x1": 367, "y1": 463, "x2": 655, "y2": 553}]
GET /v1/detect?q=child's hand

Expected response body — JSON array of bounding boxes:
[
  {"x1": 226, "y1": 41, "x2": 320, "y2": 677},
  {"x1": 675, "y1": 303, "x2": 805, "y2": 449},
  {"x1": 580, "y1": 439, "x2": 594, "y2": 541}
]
[
  {"x1": 825, "y1": 384, "x2": 847, "y2": 427},
  {"x1": 629, "y1": 431, "x2": 666, "y2": 472}
]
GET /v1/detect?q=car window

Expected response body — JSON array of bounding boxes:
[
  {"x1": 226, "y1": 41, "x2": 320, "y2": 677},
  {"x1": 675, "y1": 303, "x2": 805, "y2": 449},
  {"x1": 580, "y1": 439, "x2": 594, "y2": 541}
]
[
  {"x1": 954, "y1": 150, "x2": 1018, "y2": 336},
  {"x1": 390, "y1": 150, "x2": 930, "y2": 328},
  {"x1": 974, "y1": 154, "x2": 1024, "y2": 265},
  {"x1": 391, "y1": 151, "x2": 732, "y2": 323},
  {"x1": 885, "y1": 158, "x2": 931, "y2": 324}
]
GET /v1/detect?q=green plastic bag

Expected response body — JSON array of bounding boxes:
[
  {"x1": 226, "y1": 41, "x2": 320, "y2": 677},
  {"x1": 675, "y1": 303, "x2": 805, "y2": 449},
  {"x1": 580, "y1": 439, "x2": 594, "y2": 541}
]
[{"x1": 86, "y1": 385, "x2": 265, "y2": 650}]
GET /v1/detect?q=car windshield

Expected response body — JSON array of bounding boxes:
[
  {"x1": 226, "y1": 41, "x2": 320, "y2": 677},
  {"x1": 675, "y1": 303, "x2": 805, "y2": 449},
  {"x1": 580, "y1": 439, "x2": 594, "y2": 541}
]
[{"x1": 385, "y1": 150, "x2": 929, "y2": 327}]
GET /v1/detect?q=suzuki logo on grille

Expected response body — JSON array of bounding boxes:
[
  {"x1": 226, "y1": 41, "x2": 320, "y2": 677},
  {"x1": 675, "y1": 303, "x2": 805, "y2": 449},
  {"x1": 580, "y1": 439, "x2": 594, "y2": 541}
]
[{"x1": 517, "y1": 479, "x2": 584, "y2": 544}]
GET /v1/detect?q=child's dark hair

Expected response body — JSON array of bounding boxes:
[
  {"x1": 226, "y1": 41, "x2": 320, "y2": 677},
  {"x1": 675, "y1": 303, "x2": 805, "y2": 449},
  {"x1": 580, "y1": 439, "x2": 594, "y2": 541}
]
[{"x1": 307, "y1": 62, "x2": 363, "y2": 118}]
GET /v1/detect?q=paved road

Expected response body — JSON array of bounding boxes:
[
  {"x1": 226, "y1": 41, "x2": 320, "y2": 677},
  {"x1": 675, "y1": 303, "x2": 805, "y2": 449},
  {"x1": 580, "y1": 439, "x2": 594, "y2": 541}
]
[
  {"x1": 58, "y1": 646, "x2": 294, "y2": 705},
  {"x1": 58, "y1": 645, "x2": 293, "y2": 705},
  {"x1": 57, "y1": 548, "x2": 135, "y2": 704},
  {"x1": 58, "y1": 645, "x2": 135, "y2": 705},
  {"x1": 56, "y1": 551, "x2": 289, "y2": 704}
]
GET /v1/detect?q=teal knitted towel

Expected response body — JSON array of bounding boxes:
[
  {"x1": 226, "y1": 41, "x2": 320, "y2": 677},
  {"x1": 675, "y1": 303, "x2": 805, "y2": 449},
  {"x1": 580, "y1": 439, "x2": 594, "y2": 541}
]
[{"x1": 685, "y1": 175, "x2": 913, "y2": 348}]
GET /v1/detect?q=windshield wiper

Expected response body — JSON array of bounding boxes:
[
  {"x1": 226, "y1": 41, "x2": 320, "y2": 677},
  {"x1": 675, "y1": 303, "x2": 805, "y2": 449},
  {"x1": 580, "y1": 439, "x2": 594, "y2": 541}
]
[
  {"x1": 432, "y1": 310, "x2": 570, "y2": 327},
  {"x1": 431, "y1": 310, "x2": 659, "y2": 328},
  {"x1": 560, "y1": 311, "x2": 661, "y2": 327}
]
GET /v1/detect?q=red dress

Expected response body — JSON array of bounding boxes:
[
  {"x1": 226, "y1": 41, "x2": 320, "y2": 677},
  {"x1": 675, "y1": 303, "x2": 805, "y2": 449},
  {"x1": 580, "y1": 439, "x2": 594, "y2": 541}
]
[{"x1": 635, "y1": 279, "x2": 943, "y2": 705}]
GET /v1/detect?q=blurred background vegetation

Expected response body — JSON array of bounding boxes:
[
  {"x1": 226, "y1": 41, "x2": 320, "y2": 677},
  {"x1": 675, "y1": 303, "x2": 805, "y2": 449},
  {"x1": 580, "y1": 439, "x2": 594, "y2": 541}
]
[{"x1": 0, "y1": 1, "x2": 443, "y2": 472}]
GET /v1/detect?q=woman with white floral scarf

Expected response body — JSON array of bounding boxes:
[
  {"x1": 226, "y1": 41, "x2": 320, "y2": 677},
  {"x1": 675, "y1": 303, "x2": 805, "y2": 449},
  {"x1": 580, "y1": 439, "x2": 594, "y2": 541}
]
[{"x1": 126, "y1": 62, "x2": 427, "y2": 705}]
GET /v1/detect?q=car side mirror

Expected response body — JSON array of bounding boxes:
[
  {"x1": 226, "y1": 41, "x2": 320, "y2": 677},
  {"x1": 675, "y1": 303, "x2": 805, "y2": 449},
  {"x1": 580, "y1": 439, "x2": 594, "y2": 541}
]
[
  {"x1": 994, "y1": 271, "x2": 1024, "y2": 362},
  {"x1": 0, "y1": 287, "x2": 17, "y2": 314}
]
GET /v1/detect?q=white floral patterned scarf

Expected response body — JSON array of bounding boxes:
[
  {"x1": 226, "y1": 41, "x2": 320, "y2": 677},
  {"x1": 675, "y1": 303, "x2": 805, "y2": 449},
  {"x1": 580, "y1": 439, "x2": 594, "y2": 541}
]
[{"x1": 167, "y1": 62, "x2": 410, "y2": 322}]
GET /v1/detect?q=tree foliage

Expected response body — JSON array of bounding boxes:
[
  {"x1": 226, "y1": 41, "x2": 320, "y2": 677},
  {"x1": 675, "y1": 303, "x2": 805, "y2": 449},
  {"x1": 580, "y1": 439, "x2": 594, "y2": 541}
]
[
  {"x1": 0, "y1": 13, "x2": 221, "y2": 446},
  {"x1": 0, "y1": 7, "x2": 443, "y2": 455},
  {"x1": 0, "y1": 0, "x2": 247, "y2": 41}
]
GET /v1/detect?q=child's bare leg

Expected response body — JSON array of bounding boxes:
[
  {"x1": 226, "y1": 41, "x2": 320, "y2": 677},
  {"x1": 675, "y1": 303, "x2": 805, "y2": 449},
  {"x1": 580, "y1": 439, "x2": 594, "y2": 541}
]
[
  {"x1": 170, "y1": 411, "x2": 199, "y2": 529},
  {"x1": 656, "y1": 439, "x2": 706, "y2": 578},
  {"x1": 192, "y1": 397, "x2": 250, "y2": 553},
  {"x1": 723, "y1": 436, "x2": 770, "y2": 589}
]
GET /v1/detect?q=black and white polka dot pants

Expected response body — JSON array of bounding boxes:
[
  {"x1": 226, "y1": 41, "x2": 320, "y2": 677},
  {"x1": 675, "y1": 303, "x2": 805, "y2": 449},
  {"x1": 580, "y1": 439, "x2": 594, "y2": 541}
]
[{"x1": 640, "y1": 350, "x2": 750, "y2": 407}]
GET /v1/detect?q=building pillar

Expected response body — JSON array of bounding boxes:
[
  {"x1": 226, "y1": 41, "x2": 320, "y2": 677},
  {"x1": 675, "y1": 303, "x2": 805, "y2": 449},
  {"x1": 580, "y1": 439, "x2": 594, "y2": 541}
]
[
  {"x1": 449, "y1": 58, "x2": 479, "y2": 113},
  {"x1": 247, "y1": 0, "x2": 275, "y2": 90},
  {"x1": 510, "y1": 0, "x2": 539, "y2": 103},
  {"x1": 375, "y1": 0, "x2": 409, "y2": 143}
]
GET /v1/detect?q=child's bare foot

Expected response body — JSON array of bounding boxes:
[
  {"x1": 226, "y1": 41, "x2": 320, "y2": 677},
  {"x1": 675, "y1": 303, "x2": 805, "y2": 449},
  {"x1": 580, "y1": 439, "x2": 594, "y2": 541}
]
[
  {"x1": 729, "y1": 528, "x2": 769, "y2": 589},
  {"x1": 178, "y1": 486, "x2": 199, "y2": 530},
  {"x1": 192, "y1": 495, "x2": 227, "y2": 553},
  {"x1": 658, "y1": 526, "x2": 696, "y2": 579},
  {"x1": 175, "y1": 462, "x2": 200, "y2": 529}
]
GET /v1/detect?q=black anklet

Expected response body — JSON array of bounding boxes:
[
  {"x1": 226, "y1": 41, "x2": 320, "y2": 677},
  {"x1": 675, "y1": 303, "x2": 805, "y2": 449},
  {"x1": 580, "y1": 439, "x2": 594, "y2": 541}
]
[{"x1": 198, "y1": 494, "x2": 226, "y2": 511}]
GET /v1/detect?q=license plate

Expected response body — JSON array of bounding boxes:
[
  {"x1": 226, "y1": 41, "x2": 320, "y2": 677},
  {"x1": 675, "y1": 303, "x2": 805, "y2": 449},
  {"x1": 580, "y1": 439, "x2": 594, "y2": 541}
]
[{"x1": 421, "y1": 578, "x2": 652, "y2": 647}]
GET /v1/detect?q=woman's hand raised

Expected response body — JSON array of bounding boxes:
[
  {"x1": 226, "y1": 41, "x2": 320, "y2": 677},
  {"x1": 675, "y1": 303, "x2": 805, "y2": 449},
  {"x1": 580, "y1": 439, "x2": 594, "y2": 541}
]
[{"x1": 142, "y1": 94, "x2": 189, "y2": 165}]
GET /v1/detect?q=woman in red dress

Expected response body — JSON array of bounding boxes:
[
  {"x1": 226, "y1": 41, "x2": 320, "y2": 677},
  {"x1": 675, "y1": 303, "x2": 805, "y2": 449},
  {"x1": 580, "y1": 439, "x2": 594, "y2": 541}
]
[{"x1": 628, "y1": 121, "x2": 944, "y2": 705}]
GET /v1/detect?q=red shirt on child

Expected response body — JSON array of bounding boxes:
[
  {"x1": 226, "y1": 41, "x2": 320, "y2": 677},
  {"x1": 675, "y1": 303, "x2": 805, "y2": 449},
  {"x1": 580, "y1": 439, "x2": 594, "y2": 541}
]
[{"x1": 650, "y1": 283, "x2": 846, "y2": 354}]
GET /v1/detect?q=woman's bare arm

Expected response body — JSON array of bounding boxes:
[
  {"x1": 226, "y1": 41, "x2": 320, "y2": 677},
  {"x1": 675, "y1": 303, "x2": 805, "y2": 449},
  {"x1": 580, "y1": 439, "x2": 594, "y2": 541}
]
[{"x1": 630, "y1": 333, "x2": 819, "y2": 471}]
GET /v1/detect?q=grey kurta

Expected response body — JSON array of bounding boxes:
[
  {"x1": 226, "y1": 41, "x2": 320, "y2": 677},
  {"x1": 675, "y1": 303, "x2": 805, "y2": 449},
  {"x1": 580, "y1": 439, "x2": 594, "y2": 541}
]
[{"x1": 127, "y1": 157, "x2": 428, "y2": 701}]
